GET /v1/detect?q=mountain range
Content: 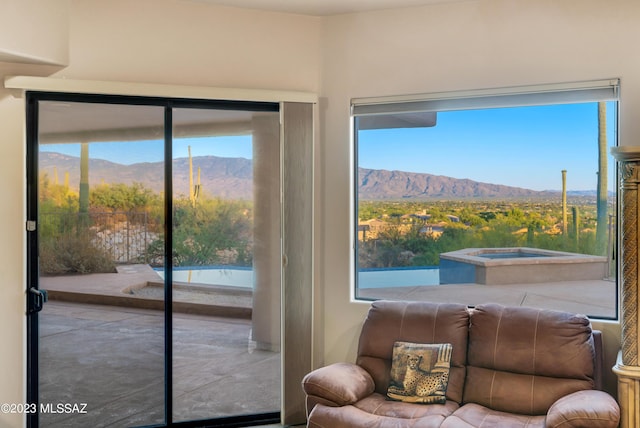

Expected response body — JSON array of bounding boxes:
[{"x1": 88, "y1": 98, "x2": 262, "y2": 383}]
[
  {"x1": 40, "y1": 152, "x2": 253, "y2": 199},
  {"x1": 358, "y1": 168, "x2": 560, "y2": 199},
  {"x1": 40, "y1": 152, "x2": 579, "y2": 200}
]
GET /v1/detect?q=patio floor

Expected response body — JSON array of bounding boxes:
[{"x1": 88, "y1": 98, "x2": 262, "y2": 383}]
[
  {"x1": 39, "y1": 301, "x2": 282, "y2": 427},
  {"x1": 358, "y1": 277, "x2": 617, "y2": 319},
  {"x1": 38, "y1": 265, "x2": 283, "y2": 427}
]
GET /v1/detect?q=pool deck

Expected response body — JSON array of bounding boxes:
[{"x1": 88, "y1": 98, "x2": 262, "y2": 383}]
[
  {"x1": 358, "y1": 278, "x2": 617, "y2": 318},
  {"x1": 41, "y1": 263, "x2": 618, "y2": 319},
  {"x1": 42, "y1": 264, "x2": 254, "y2": 318}
]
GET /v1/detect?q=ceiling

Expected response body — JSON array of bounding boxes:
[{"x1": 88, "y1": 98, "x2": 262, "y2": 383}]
[
  {"x1": 39, "y1": 101, "x2": 259, "y2": 144},
  {"x1": 189, "y1": 0, "x2": 464, "y2": 16}
]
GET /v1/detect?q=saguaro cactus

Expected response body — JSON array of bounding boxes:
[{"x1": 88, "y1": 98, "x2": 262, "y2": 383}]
[
  {"x1": 79, "y1": 143, "x2": 89, "y2": 212},
  {"x1": 188, "y1": 145, "x2": 201, "y2": 208},
  {"x1": 562, "y1": 170, "x2": 567, "y2": 236},
  {"x1": 595, "y1": 102, "x2": 608, "y2": 256},
  {"x1": 79, "y1": 142, "x2": 90, "y2": 227},
  {"x1": 572, "y1": 206, "x2": 580, "y2": 252}
]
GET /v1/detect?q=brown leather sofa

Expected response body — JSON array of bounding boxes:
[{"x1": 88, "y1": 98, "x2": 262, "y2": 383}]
[{"x1": 302, "y1": 301, "x2": 620, "y2": 427}]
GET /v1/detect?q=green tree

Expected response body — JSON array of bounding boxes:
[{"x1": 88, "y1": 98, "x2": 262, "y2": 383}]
[
  {"x1": 90, "y1": 182, "x2": 160, "y2": 213},
  {"x1": 458, "y1": 207, "x2": 486, "y2": 227},
  {"x1": 156, "y1": 196, "x2": 253, "y2": 267}
]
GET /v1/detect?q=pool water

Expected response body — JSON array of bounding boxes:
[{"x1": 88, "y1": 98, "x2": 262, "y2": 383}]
[
  {"x1": 358, "y1": 267, "x2": 439, "y2": 288},
  {"x1": 154, "y1": 266, "x2": 253, "y2": 288},
  {"x1": 154, "y1": 266, "x2": 440, "y2": 289}
]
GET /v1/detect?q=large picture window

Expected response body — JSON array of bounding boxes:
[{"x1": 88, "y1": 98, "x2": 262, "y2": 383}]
[{"x1": 353, "y1": 80, "x2": 619, "y2": 319}]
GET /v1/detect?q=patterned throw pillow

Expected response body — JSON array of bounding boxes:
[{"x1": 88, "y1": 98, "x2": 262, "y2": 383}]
[{"x1": 387, "y1": 341, "x2": 452, "y2": 404}]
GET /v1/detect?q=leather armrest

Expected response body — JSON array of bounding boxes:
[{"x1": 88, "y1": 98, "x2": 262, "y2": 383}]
[
  {"x1": 302, "y1": 362, "x2": 375, "y2": 407},
  {"x1": 546, "y1": 390, "x2": 620, "y2": 428}
]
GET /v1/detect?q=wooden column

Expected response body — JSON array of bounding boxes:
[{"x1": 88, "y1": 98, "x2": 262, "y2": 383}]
[{"x1": 612, "y1": 147, "x2": 640, "y2": 428}]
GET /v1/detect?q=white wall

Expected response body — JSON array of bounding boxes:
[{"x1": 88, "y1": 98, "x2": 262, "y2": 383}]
[
  {"x1": 0, "y1": 1, "x2": 320, "y2": 426},
  {"x1": 0, "y1": 0, "x2": 69, "y2": 65},
  {"x1": 318, "y1": 0, "x2": 639, "y2": 393},
  {"x1": 61, "y1": 0, "x2": 321, "y2": 91},
  {"x1": 0, "y1": 94, "x2": 28, "y2": 428}
]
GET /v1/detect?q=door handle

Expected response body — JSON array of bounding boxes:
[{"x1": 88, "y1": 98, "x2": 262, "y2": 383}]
[{"x1": 29, "y1": 287, "x2": 48, "y2": 313}]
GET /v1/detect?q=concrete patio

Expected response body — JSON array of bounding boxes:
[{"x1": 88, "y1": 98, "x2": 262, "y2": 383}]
[
  {"x1": 38, "y1": 300, "x2": 282, "y2": 427},
  {"x1": 38, "y1": 265, "x2": 282, "y2": 427}
]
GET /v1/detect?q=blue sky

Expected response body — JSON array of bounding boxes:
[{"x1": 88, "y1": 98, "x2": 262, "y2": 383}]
[
  {"x1": 40, "y1": 101, "x2": 617, "y2": 192},
  {"x1": 41, "y1": 135, "x2": 253, "y2": 165},
  {"x1": 358, "y1": 101, "x2": 617, "y2": 192}
]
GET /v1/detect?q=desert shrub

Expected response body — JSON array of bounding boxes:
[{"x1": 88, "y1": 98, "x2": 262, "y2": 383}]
[
  {"x1": 40, "y1": 233, "x2": 116, "y2": 275},
  {"x1": 149, "y1": 197, "x2": 253, "y2": 268}
]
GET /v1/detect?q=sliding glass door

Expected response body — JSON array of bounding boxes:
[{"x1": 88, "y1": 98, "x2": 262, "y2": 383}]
[
  {"x1": 27, "y1": 94, "x2": 281, "y2": 427},
  {"x1": 170, "y1": 107, "x2": 281, "y2": 423}
]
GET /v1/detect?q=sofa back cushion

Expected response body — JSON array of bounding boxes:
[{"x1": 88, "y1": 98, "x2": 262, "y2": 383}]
[
  {"x1": 356, "y1": 300, "x2": 470, "y2": 404},
  {"x1": 464, "y1": 303, "x2": 596, "y2": 415}
]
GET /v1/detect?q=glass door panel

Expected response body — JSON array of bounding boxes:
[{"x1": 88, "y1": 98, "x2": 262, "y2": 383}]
[
  {"x1": 171, "y1": 108, "x2": 281, "y2": 422},
  {"x1": 29, "y1": 96, "x2": 284, "y2": 427},
  {"x1": 36, "y1": 101, "x2": 166, "y2": 427}
]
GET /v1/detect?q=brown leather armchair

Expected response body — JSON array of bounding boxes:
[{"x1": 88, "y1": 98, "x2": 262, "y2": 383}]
[{"x1": 302, "y1": 301, "x2": 620, "y2": 427}]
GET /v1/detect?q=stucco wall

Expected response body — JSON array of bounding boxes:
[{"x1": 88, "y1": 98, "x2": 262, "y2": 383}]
[
  {"x1": 60, "y1": 0, "x2": 321, "y2": 91},
  {"x1": 0, "y1": 0, "x2": 69, "y2": 65},
  {"x1": 0, "y1": 93, "x2": 29, "y2": 428}
]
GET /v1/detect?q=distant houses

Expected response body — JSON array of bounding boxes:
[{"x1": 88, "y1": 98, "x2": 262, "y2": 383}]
[
  {"x1": 358, "y1": 218, "x2": 388, "y2": 241},
  {"x1": 358, "y1": 212, "x2": 453, "y2": 241}
]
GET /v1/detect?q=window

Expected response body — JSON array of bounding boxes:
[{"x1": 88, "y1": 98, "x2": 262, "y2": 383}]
[{"x1": 353, "y1": 80, "x2": 619, "y2": 319}]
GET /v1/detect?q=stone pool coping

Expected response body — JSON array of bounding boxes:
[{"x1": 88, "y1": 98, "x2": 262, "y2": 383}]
[
  {"x1": 441, "y1": 247, "x2": 607, "y2": 266},
  {"x1": 440, "y1": 247, "x2": 608, "y2": 285}
]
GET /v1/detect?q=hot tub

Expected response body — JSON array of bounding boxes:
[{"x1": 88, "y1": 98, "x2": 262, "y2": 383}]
[{"x1": 439, "y1": 247, "x2": 607, "y2": 285}]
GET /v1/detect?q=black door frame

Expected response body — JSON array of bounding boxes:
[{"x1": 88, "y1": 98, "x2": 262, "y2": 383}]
[{"x1": 25, "y1": 91, "x2": 280, "y2": 428}]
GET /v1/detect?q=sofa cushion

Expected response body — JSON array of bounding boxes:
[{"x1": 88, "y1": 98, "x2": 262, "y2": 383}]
[
  {"x1": 387, "y1": 342, "x2": 452, "y2": 404},
  {"x1": 357, "y1": 393, "x2": 460, "y2": 422},
  {"x1": 356, "y1": 300, "x2": 470, "y2": 404},
  {"x1": 441, "y1": 403, "x2": 545, "y2": 428},
  {"x1": 463, "y1": 366, "x2": 595, "y2": 416},
  {"x1": 464, "y1": 303, "x2": 596, "y2": 415},
  {"x1": 546, "y1": 390, "x2": 621, "y2": 428},
  {"x1": 307, "y1": 393, "x2": 460, "y2": 428},
  {"x1": 303, "y1": 362, "x2": 375, "y2": 407}
]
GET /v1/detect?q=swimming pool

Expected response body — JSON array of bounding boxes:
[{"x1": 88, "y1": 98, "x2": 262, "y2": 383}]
[
  {"x1": 439, "y1": 247, "x2": 607, "y2": 285},
  {"x1": 154, "y1": 266, "x2": 253, "y2": 288},
  {"x1": 154, "y1": 265, "x2": 441, "y2": 289},
  {"x1": 358, "y1": 267, "x2": 439, "y2": 288}
]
